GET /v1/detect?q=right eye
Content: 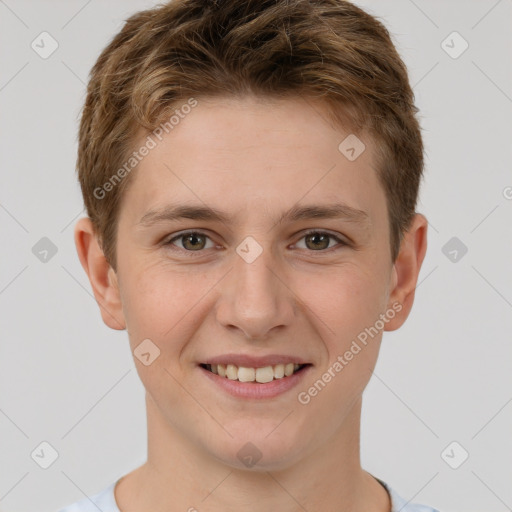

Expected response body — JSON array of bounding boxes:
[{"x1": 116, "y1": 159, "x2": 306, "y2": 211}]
[{"x1": 165, "y1": 231, "x2": 216, "y2": 254}]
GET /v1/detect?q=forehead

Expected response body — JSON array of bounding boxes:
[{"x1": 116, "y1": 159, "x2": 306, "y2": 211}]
[{"x1": 120, "y1": 95, "x2": 385, "y2": 228}]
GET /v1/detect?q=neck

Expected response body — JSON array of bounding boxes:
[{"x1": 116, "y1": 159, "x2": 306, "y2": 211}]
[{"x1": 115, "y1": 394, "x2": 390, "y2": 512}]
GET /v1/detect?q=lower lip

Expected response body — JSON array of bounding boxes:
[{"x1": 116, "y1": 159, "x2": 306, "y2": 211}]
[{"x1": 199, "y1": 365, "x2": 312, "y2": 399}]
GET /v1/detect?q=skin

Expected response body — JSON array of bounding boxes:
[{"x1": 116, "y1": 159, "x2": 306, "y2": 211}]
[{"x1": 75, "y1": 95, "x2": 427, "y2": 512}]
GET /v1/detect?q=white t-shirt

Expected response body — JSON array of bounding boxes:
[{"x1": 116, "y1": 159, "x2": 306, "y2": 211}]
[{"x1": 56, "y1": 476, "x2": 440, "y2": 511}]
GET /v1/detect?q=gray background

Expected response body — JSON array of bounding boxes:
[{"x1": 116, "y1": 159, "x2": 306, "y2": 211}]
[{"x1": 1, "y1": 1, "x2": 511, "y2": 511}]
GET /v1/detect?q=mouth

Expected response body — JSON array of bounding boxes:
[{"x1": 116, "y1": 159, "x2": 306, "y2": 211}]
[{"x1": 199, "y1": 362, "x2": 311, "y2": 383}]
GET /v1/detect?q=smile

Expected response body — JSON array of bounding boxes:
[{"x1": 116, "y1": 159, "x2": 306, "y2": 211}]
[{"x1": 200, "y1": 363, "x2": 309, "y2": 383}]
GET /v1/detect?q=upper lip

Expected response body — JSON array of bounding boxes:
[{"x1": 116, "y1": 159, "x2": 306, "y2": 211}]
[{"x1": 202, "y1": 354, "x2": 311, "y2": 367}]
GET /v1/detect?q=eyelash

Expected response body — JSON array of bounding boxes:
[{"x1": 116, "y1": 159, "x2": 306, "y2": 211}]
[{"x1": 164, "y1": 229, "x2": 348, "y2": 256}]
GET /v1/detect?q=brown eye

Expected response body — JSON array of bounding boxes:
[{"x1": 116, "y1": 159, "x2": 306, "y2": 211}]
[
  {"x1": 167, "y1": 231, "x2": 214, "y2": 252},
  {"x1": 295, "y1": 231, "x2": 346, "y2": 252},
  {"x1": 305, "y1": 232, "x2": 330, "y2": 250},
  {"x1": 181, "y1": 233, "x2": 206, "y2": 251}
]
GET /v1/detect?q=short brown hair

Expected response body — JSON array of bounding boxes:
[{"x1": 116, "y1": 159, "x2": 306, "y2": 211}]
[{"x1": 77, "y1": 0, "x2": 424, "y2": 271}]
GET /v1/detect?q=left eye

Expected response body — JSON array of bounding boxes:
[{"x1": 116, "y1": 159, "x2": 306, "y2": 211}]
[
  {"x1": 165, "y1": 230, "x2": 346, "y2": 254},
  {"x1": 294, "y1": 230, "x2": 346, "y2": 251}
]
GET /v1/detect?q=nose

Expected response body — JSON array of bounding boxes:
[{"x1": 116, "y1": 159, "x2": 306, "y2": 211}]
[{"x1": 215, "y1": 243, "x2": 296, "y2": 341}]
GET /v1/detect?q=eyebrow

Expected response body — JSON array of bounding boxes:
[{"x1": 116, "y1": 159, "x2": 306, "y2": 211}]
[{"x1": 137, "y1": 202, "x2": 370, "y2": 228}]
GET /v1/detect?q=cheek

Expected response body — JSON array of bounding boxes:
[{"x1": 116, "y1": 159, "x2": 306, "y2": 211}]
[
  {"x1": 294, "y1": 268, "x2": 386, "y2": 422},
  {"x1": 121, "y1": 262, "x2": 183, "y2": 325},
  {"x1": 119, "y1": 268, "x2": 201, "y2": 404},
  {"x1": 293, "y1": 262, "x2": 389, "y2": 405},
  {"x1": 294, "y1": 262, "x2": 389, "y2": 341},
  {"x1": 120, "y1": 263, "x2": 219, "y2": 358}
]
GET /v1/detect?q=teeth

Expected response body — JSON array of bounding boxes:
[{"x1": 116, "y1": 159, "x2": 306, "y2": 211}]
[
  {"x1": 284, "y1": 363, "x2": 294, "y2": 376},
  {"x1": 274, "y1": 363, "x2": 285, "y2": 379},
  {"x1": 238, "y1": 367, "x2": 255, "y2": 382},
  {"x1": 255, "y1": 366, "x2": 274, "y2": 383},
  {"x1": 226, "y1": 364, "x2": 238, "y2": 380},
  {"x1": 205, "y1": 362, "x2": 305, "y2": 382}
]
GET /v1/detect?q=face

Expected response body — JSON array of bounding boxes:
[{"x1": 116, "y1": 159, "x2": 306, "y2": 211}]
[{"x1": 102, "y1": 95, "x2": 404, "y2": 470}]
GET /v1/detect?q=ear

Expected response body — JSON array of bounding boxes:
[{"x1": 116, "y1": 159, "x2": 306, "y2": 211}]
[
  {"x1": 74, "y1": 217, "x2": 126, "y2": 330},
  {"x1": 384, "y1": 213, "x2": 428, "y2": 331}
]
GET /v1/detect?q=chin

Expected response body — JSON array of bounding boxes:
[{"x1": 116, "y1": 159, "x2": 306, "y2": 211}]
[{"x1": 209, "y1": 431, "x2": 304, "y2": 472}]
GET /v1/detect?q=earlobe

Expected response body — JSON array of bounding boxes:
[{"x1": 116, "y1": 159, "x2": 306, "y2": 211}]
[
  {"x1": 384, "y1": 213, "x2": 428, "y2": 332},
  {"x1": 74, "y1": 217, "x2": 126, "y2": 330}
]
